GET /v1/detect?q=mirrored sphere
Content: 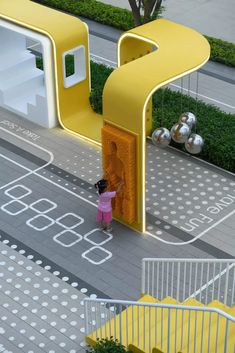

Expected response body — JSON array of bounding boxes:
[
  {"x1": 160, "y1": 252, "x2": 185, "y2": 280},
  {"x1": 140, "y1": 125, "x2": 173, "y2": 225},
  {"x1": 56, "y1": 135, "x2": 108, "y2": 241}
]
[
  {"x1": 170, "y1": 123, "x2": 190, "y2": 143},
  {"x1": 185, "y1": 134, "x2": 204, "y2": 154},
  {"x1": 180, "y1": 112, "x2": 197, "y2": 129},
  {"x1": 152, "y1": 128, "x2": 171, "y2": 147}
]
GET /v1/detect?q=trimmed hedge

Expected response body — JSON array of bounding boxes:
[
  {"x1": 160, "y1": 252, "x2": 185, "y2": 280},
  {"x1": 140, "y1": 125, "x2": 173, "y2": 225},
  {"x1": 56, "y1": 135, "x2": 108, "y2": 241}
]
[
  {"x1": 33, "y1": 0, "x2": 235, "y2": 67},
  {"x1": 90, "y1": 62, "x2": 235, "y2": 173},
  {"x1": 205, "y1": 35, "x2": 235, "y2": 67},
  {"x1": 33, "y1": 0, "x2": 134, "y2": 30},
  {"x1": 36, "y1": 57, "x2": 235, "y2": 172}
]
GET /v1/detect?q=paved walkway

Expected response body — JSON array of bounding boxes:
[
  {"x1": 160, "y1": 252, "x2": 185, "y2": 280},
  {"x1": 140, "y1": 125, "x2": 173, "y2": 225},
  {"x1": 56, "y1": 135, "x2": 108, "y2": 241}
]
[
  {"x1": 100, "y1": 0, "x2": 235, "y2": 43},
  {"x1": 0, "y1": 4, "x2": 234, "y2": 353},
  {"x1": 0, "y1": 106, "x2": 234, "y2": 352}
]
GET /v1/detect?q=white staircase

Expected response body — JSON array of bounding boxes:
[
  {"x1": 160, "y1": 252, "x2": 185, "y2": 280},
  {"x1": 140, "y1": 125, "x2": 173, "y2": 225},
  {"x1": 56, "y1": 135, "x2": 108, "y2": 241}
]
[{"x1": 0, "y1": 27, "x2": 49, "y2": 127}]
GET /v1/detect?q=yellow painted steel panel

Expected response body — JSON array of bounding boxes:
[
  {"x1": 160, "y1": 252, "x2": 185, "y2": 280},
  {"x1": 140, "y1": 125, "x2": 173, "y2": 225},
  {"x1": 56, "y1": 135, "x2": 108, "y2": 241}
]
[
  {"x1": 0, "y1": 1, "x2": 210, "y2": 232},
  {"x1": 0, "y1": 0, "x2": 102, "y2": 143},
  {"x1": 103, "y1": 19, "x2": 210, "y2": 232}
]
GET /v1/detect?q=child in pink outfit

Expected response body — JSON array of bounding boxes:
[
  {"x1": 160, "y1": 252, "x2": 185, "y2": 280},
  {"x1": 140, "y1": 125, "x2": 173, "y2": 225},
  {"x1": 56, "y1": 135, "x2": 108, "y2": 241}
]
[{"x1": 95, "y1": 179, "x2": 123, "y2": 232}]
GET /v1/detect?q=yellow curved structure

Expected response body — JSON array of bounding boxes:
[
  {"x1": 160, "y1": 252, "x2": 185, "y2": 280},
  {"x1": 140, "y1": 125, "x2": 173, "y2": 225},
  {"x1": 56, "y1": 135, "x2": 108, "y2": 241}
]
[
  {"x1": 0, "y1": 1, "x2": 210, "y2": 232},
  {"x1": 0, "y1": 0, "x2": 102, "y2": 143},
  {"x1": 103, "y1": 19, "x2": 210, "y2": 232}
]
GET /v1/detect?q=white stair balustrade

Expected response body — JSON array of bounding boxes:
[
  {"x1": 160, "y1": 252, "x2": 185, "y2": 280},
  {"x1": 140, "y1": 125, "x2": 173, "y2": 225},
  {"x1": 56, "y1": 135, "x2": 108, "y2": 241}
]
[{"x1": 141, "y1": 258, "x2": 235, "y2": 306}]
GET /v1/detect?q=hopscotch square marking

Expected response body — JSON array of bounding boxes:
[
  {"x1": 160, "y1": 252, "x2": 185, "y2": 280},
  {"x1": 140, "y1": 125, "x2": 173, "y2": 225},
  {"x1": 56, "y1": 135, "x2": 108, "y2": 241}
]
[
  {"x1": 26, "y1": 214, "x2": 55, "y2": 231},
  {"x1": 82, "y1": 246, "x2": 112, "y2": 265},
  {"x1": 84, "y1": 228, "x2": 113, "y2": 246},
  {"x1": 29, "y1": 198, "x2": 57, "y2": 214},
  {"x1": 5, "y1": 184, "x2": 32, "y2": 199},
  {"x1": 53, "y1": 229, "x2": 82, "y2": 247},
  {"x1": 55, "y1": 213, "x2": 84, "y2": 229},
  {"x1": 1, "y1": 199, "x2": 28, "y2": 215}
]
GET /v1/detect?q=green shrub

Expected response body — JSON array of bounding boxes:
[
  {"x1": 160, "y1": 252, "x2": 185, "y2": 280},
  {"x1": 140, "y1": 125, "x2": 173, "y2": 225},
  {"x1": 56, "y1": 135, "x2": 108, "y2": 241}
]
[
  {"x1": 90, "y1": 61, "x2": 113, "y2": 114},
  {"x1": 33, "y1": 0, "x2": 235, "y2": 68},
  {"x1": 90, "y1": 62, "x2": 235, "y2": 173},
  {"x1": 87, "y1": 337, "x2": 132, "y2": 353},
  {"x1": 205, "y1": 36, "x2": 235, "y2": 67},
  {"x1": 152, "y1": 89, "x2": 235, "y2": 172},
  {"x1": 36, "y1": 56, "x2": 43, "y2": 70},
  {"x1": 35, "y1": 56, "x2": 235, "y2": 172},
  {"x1": 33, "y1": 0, "x2": 134, "y2": 31}
]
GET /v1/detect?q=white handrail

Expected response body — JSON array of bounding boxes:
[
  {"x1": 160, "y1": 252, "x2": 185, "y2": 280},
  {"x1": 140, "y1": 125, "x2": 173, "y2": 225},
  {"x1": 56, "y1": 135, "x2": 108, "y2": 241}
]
[
  {"x1": 84, "y1": 297, "x2": 235, "y2": 353},
  {"x1": 141, "y1": 258, "x2": 235, "y2": 306},
  {"x1": 84, "y1": 297, "x2": 235, "y2": 321}
]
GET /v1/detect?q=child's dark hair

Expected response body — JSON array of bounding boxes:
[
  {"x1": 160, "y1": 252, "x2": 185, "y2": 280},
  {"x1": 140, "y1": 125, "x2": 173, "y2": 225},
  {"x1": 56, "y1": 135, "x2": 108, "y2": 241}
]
[{"x1": 94, "y1": 179, "x2": 108, "y2": 194}]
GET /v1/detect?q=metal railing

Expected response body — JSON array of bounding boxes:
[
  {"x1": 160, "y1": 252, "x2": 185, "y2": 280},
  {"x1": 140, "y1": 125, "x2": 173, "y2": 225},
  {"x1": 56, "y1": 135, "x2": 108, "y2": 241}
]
[
  {"x1": 84, "y1": 298, "x2": 235, "y2": 353},
  {"x1": 141, "y1": 258, "x2": 235, "y2": 306}
]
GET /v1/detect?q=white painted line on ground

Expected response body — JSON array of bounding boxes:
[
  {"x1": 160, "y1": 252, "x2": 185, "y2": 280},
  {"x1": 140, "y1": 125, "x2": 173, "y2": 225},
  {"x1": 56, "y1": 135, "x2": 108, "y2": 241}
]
[
  {"x1": 90, "y1": 53, "x2": 235, "y2": 110},
  {"x1": 34, "y1": 172, "x2": 98, "y2": 208},
  {"x1": 0, "y1": 154, "x2": 31, "y2": 171},
  {"x1": 0, "y1": 127, "x2": 54, "y2": 189},
  {"x1": 1, "y1": 124, "x2": 234, "y2": 249},
  {"x1": 90, "y1": 53, "x2": 116, "y2": 66},
  {"x1": 0, "y1": 128, "x2": 98, "y2": 208},
  {"x1": 188, "y1": 262, "x2": 235, "y2": 300},
  {"x1": 195, "y1": 209, "x2": 235, "y2": 240},
  {"x1": 146, "y1": 209, "x2": 235, "y2": 245},
  {"x1": 170, "y1": 83, "x2": 235, "y2": 109},
  {"x1": 0, "y1": 154, "x2": 32, "y2": 190}
]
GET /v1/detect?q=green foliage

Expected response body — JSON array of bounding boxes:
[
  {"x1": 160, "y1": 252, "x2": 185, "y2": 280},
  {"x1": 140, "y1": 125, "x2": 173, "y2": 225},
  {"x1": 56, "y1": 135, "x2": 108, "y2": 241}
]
[
  {"x1": 33, "y1": 0, "x2": 235, "y2": 67},
  {"x1": 34, "y1": 56, "x2": 235, "y2": 172},
  {"x1": 33, "y1": 0, "x2": 134, "y2": 31},
  {"x1": 205, "y1": 36, "x2": 235, "y2": 67},
  {"x1": 152, "y1": 89, "x2": 235, "y2": 172},
  {"x1": 90, "y1": 62, "x2": 235, "y2": 173},
  {"x1": 36, "y1": 56, "x2": 43, "y2": 70},
  {"x1": 90, "y1": 62, "x2": 113, "y2": 114},
  {"x1": 87, "y1": 337, "x2": 132, "y2": 353}
]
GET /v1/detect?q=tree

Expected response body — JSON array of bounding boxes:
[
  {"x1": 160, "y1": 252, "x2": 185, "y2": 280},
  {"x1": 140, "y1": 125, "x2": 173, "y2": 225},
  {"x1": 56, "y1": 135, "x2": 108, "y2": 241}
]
[{"x1": 128, "y1": 0, "x2": 163, "y2": 26}]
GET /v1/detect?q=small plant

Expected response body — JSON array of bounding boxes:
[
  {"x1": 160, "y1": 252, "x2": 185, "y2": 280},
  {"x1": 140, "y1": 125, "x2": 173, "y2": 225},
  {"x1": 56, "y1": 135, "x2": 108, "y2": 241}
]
[{"x1": 86, "y1": 337, "x2": 132, "y2": 353}]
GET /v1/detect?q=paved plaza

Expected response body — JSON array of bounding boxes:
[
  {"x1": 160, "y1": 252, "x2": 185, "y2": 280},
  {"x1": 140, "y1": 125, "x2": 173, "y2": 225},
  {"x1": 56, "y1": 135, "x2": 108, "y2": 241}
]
[
  {"x1": 0, "y1": 2, "x2": 235, "y2": 351},
  {"x1": 0, "y1": 104, "x2": 234, "y2": 352}
]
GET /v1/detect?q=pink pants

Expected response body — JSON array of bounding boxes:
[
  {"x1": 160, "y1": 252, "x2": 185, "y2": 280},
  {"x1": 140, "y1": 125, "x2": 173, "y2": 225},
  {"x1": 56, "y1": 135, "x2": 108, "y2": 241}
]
[{"x1": 96, "y1": 210, "x2": 112, "y2": 222}]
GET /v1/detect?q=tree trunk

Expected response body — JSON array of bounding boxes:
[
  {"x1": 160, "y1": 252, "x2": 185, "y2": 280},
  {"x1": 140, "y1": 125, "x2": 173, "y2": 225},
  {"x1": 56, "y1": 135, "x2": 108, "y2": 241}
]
[{"x1": 128, "y1": 0, "x2": 142, "y2": 26}]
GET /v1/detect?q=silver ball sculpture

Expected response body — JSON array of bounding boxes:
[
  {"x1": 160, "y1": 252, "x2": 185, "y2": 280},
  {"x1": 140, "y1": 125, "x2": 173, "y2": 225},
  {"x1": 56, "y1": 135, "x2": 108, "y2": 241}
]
[
  {"x1": 185, "y1": 133, "x2": 204, "y2": 154},
  {"x1": 152, "y1": 127, "x2": 171, "y2": 148},
  {"x1": 180, "y1": 112, "x2": 197, "y2": 129},
  {"x1": 170, "y1": 122, "x2": 190, "y2": 143}
]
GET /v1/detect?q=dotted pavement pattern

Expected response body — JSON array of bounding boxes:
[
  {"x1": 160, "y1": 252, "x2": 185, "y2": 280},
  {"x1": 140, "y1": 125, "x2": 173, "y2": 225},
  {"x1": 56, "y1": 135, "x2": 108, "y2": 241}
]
[
  {"x1": 0, "y1": 107, "x2": 234, "y2": 352},
  {"x1": 0, "y1": 239, "x2": 90, "y2": 353}
]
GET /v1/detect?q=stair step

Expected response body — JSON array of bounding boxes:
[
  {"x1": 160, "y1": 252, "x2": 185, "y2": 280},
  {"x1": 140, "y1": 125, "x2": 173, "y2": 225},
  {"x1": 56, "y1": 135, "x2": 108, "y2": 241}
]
[
  {"x1": 149, "y1": 298, "x2": 204, "y2": 352},
  {"x1": 86, "y1": 294, "x2": 158, "y2": 349},
  {"x1": 179, "y1": 300, "x2": 233, "y2": 353},
  {"x1": 27, "y1": 92, "x2": 49, "y2": 128},
  {"x1": 0, "y1": 51, "x2": 36, "y2": 73},
  {"x1": 208, "y1": 300, "x2": 231, "y2": 313},
  {"x1": 0, "y1": 27, "x2": 26, "y2": 54},
  {"x1": 4, "y1": 85, "x2": 45, "y2": 115},
  {"x1": 86, "y1": 296, "x2": 235, "y2": 353},
  {"x1": 0, "y1": 68, "x2": 43, "y2": 93}
]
